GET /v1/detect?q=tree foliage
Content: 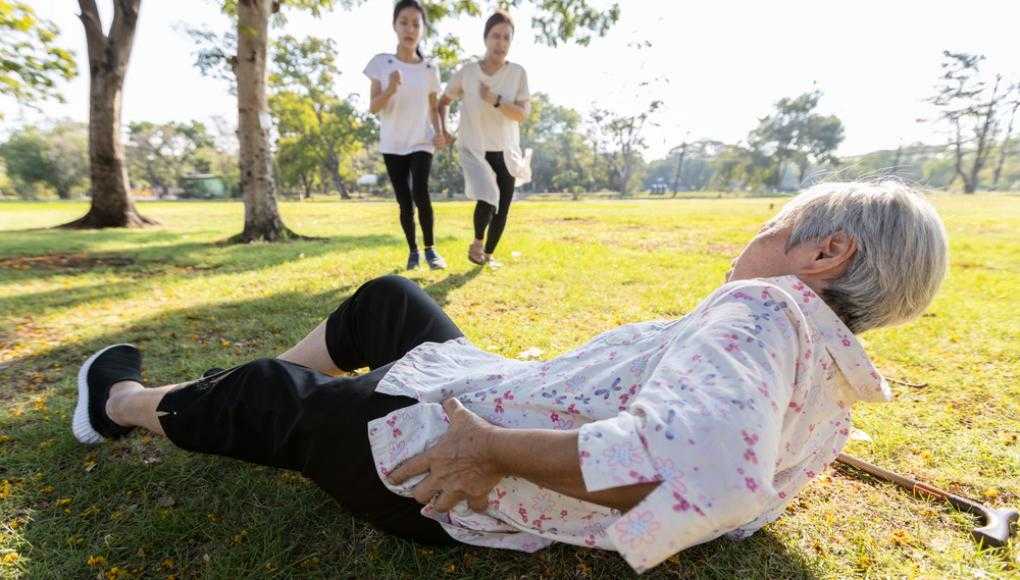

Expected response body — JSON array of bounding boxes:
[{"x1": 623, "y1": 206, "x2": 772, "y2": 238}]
[
  {"x1": 0, "y1": 121, "x2": 88, "y2": 199},
  {"x1": 0, "y1": 0, "x2": 76, "y2": 112},
  {"x1": 929, "y1": 51, "x2": 1019, "y2": 193}
]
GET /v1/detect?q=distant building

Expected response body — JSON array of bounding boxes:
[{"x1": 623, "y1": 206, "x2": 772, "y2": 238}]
[
  {"x1": 357, "y1": 174, "x2": 379, "y2": 187},
  {"x1": 179, "y1": 174, "x2": 228, "y2": 199}
]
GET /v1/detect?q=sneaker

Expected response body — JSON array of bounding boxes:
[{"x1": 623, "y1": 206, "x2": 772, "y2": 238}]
[
  {"x1": 73, "y1": 344, "x2": 142, "y2": 444},
  {"x1": 406, "y1": 250, "x2": 421, "y2": 270},
  {"x1": 486, "y1": 255, "x2": 503, "y2": 269},
  {"x1": 424, "y1": 247, "x2": 447, "y2": 270},
  {"x1": 202, "y1": 367, "x2": 225, "y2": 378},
  {"x1": 468, "y1": 240, "x2": 486, "y2": 265}
]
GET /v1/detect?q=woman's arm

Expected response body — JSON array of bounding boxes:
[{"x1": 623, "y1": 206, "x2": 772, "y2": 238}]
[
  {"x1": 478, "y1": 82, "x2": 528, "y2": 123},
  {"x1": 436, "y1": 93, "x2": 456, "y2": 141},
  {"x1": 388, "y1": 398, "x2": 659, "y2": 513},
  {"x1": 430, "y1": 92, "x2": 450, "y2": 148},
  {"x1": 368, "y1": 71, "x2": 400, "y2": 115},
  {"x1": 489, "y1": 422, "x2": 660, "y2": 511}
]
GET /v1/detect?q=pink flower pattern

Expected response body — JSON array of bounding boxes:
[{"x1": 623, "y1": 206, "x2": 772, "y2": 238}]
[{"x1": 366, "y1": 276, "x2": 888, "y2": 573}]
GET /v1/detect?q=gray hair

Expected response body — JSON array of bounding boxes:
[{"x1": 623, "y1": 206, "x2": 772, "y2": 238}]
[{"x1": 773, "y1": 181, "x2": 949, "y2": 333}]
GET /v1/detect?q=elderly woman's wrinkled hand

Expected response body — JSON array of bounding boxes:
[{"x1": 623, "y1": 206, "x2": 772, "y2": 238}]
[{"x1": 388, "y1": 398, "x2": 504, "y2": 513}]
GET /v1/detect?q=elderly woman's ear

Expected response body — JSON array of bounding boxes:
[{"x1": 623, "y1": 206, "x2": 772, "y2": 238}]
[{"x1": 799, "y1": 231, "x2": 857, "y2": 282}]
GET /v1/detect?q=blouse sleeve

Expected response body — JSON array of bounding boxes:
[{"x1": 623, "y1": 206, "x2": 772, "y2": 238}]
[
  {"x1": 363, "y1": 54, "x2": 386, "y2": 83},
  {"x1": 515, "y1": 66, "x2": 530, "y2": 103},
  {"x1": 577, "y1": 282, "x2": 801, "y2": 572}
]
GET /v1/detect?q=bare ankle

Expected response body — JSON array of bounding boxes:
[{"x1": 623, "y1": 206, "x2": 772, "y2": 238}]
[{"x1": 106, "y1": 380, "x2": 143, "y2": 427}]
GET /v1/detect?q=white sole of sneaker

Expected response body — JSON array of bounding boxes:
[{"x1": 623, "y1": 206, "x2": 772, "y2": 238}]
[{"x1": 72, "y1": 343, "x2": 134, "y2": 445}]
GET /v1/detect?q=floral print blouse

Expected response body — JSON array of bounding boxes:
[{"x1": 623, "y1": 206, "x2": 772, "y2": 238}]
[{"x1": 368, "y1": 275, "x2": 891, "y2": 573}]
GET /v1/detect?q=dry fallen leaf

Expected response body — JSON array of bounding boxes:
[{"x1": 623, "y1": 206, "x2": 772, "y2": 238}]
[
  {"x1": 518, "y1": 347, "x2": 545, "y2": 360},
  {"x1": 849, "y1": 428, "x2": 873, "y2": 443}
]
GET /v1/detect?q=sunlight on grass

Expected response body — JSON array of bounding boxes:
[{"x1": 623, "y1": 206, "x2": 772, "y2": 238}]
[{"x1": 1, "y1": 196, "x2": 1017, "y2": 578}]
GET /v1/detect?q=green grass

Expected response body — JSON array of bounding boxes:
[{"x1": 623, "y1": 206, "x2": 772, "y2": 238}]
[{"x1": 0, "y1": 196, "x2": 1017, "y2": 579}]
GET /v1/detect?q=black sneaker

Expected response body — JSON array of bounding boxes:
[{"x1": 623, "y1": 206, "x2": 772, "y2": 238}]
[
  {"x1": 406, "y1": 250, "x2": 421, "y2": 270},
  {"x1": 202, "y1": 367, "x2": 225, "y2": 378},
  {"x1": 72, "y1": 344, "x2": 142, "y2": 444}
]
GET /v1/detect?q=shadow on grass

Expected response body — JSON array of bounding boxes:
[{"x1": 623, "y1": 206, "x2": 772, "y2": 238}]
[
  {"x1": 1, "y1": 279, "x2": 818, "y2": 579},
  {"x1": 0, "y1": 232, "x2": 403, "y2": 313},
  {"x1": 425, "y1": 267, "x2": 484, "y2": 307}
]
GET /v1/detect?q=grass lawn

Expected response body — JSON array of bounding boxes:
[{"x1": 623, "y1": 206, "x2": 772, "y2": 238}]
[{"x1": 0, "y1": 195, "x2": 1017, "y2": 579}]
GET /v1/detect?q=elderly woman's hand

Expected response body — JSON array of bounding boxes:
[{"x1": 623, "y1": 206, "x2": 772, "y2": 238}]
[{"x1": 389, "y1": 398, "x2": 504, "y2": 513}]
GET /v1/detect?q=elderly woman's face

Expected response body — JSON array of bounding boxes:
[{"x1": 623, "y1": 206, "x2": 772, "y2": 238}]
[{"x1": 727, "y1": 223, "x2": 806, "y2": 282}]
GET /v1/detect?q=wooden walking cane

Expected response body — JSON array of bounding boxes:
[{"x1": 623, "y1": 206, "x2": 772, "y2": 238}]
[{"x1": 835, "y1": 453, "x2": 1018, "y2": 547}]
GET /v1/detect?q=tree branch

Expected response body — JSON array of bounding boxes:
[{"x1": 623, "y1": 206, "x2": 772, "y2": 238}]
[
  {"x1": 109, "y1": 0, "x2": 142, "y2": 72},
  {"x1": 77, "y1": 0, "x2": 107, "y2": 66}
]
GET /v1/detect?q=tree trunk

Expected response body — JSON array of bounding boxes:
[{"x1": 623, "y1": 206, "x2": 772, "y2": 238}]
[
  {"x1": 232, "y1": 0, "x2": 297, "y2": 242},
  {"x1": 796, "y1": 163, "x2": 807, "y2": 188},
  {"x1": 671, "y1": 142, "x2": 687, "y2": 194},
  {"x1": 965, "y1": 75, "x2": 1002, "y2": 194},
  {"x1": 993, "y1": 99, "x2": 1019, "y2": 189},
  {"x1": 300, "y1": 172, "x2": 312, "y2": 199},
  {"x1": 325, "y1": 148, "x2": 350, "y2": 199},
  {"x1": 62, "y1": 0, "x2": 156, "y2": 229},
  {"x1": 950, "y1": 119, "x2": 973, "y2": 193}
]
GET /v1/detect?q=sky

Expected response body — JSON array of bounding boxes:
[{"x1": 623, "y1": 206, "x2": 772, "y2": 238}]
[{"x1": 4, "y1": 0, "x2": 1019, "y2": 160}]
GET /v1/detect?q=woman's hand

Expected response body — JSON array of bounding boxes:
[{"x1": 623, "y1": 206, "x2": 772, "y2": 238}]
[
  {"x1": 389, "y1": 398, "x2": 503, "y2": 513},
  {"x1": 478, "y1": 82, "x2": 496, "y2": 106},
  {"x1": 386, "y1": 70, "x2": 402, "y2": 96}
]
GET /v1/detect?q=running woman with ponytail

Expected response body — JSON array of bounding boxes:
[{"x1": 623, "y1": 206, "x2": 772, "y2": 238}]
[
  {"x1": 438, "y1": 10, "x2": 532, "y2": 268},
  {"x1": 364, "y1": 0, "x2": 448, "y2": 270}
]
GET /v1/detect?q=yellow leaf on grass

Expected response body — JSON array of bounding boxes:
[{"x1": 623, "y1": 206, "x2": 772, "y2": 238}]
[{"x1": 0, "y1": 552, "x2": 19, "y2": 565}]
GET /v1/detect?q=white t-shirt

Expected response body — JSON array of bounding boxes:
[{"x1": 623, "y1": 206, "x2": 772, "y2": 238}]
[
  {"x1": 444, "y1": 61, "x2": 532, "y2": 206},
  {"x1": 444, "y1": 61, "x2": 529, "y2": 152},
  {"x1": 363, "y1": 53, "x2": 441, "y2": 155}
]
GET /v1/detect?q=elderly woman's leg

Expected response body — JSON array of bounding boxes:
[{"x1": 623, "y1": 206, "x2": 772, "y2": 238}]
[
  {"x1": 74, "y1": 275, "x2": 464, "y2": 542},
  {"x1": 78, "y1": 350, "x2": 454, "y2": 544},
  {"x1": 278, "y1": 274, "x2": 463, "y2": 373}
]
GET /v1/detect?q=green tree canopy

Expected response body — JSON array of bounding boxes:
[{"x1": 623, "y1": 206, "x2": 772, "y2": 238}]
[
  {"x1": 0, "y1": 120, "x2": 89, "y2": 199},
  {"x1": 0, "y1": 1, "x2": 76, "y2": 112}
]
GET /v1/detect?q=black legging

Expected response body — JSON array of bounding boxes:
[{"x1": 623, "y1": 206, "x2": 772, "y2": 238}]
[
  {"x1": 156, "y1": 275, "x2": 463, "y2": 544},
  {"x1": 473, "y1": 151, "x2": 515, "y2": 254},
  {"x1": 383, "y1": 152, "x2": 434, "y2": 251}
]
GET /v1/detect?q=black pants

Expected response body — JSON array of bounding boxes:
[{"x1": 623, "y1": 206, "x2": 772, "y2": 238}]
[
  {"x1": 383, "y1": 152, "x2": 434, "y2": 251},
  {"x1": 473, "y1": 151, "x2": 516, "y2": 254},
  {"x1": 156, "y1": 275, "x2": 463, "y2": 544}
]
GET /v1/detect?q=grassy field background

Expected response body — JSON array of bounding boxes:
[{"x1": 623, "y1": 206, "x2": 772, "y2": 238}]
[{"x1": 0, "y1": 195, "x2": 1017, "y2": 579}]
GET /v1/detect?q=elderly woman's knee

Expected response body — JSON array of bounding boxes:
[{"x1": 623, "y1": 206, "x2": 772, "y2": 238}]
[
  {"x1": 359, "y1": 275, "x2": 420, "y2": 300},
  {"x1": 242, "y1": 357, "x2": 291, "y2": 379}
]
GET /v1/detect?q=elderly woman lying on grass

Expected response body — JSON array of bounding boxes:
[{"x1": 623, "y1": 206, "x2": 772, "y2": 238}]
[{"x1": 72, "y1": 182, "x2": 948, "y2": 572}]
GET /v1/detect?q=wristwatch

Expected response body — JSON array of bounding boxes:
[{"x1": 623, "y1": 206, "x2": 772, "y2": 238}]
[{"x1": 494, "y1": 94, "x2": 502, "y2": 108}]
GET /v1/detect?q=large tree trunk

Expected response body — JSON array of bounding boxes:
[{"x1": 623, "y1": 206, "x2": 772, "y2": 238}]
[
  {"x1": 62, "y1": 0, "x2": 156, "y2": 229},
  {"x1": 233, "y1": 0, "x2": 297, "y2": 242}
]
